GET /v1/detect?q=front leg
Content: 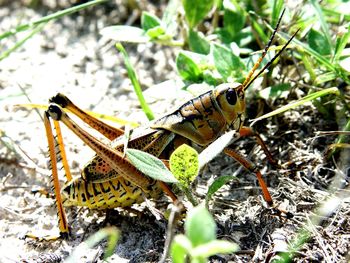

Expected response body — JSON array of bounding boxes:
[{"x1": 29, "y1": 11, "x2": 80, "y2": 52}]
[
  {"x1": 239, "y1": 126, "x2": 279, "y2": 167},
  {"x1": 224, "y1": 146, "x2": 292, "y2": 219}
]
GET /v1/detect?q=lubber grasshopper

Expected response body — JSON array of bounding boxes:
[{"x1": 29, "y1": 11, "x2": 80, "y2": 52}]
[{"x1": 42, "y1": 11, "x2": 298, "y2": 238}]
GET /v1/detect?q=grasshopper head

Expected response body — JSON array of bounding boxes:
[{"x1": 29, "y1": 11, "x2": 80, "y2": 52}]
[{"x1": 214, "y1": 83, "x2": 246, "y2": 131}]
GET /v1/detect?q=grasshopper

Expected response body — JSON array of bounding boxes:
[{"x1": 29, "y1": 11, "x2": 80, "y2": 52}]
[{"x1": 42, "y1": 11, "x2": 298, "y2": 237}]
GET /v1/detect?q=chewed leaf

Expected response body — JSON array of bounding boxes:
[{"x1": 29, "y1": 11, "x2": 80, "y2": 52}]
[
  {"x1": 170, "y1": 144, "x2": 199, "y2": 187},
  {"x1": 126, "y1": 149, "x2": 178, "y2": 183},
  {"x1": 101, "y1": 26, "x2": 150, "y2": 43}
]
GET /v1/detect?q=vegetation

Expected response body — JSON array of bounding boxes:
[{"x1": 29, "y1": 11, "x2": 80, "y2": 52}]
[{"x1": 0, "y1": 0, "x2": 349, "y2": 262}]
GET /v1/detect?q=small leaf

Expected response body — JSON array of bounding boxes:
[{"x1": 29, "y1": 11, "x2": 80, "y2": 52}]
[
  {"x1": 307, "y1": 28, "x2": 331, "y2": 56},
  {"x1": 206, "y1": 175, "x2": 238, "y2": 205},
  {"x1": 101, "y1": 26, "x2": 150, "y2": 43},
  {"x1": 141, "y1": 11, "x2": 161, "y2": 31},
  {"x1": 182, "y1": 0, "x2": 215, "y2": 28},
  {"x1": 176, "y1": 51, "x2": 203, "y2": 81},
  {"x1": 190, "y1": 240, "x2": 238, "y2": 258},
  {"x1": 126, "y1": 149, "x2": 178, "y2": 183},
  {"x1": 146, "y1": 26, "x2": 166, "y2": 39},
  {"x1": 212, "y1": 43, "x2": 245, "y2": 81},
  {"x1": 185, "y1": 204, "x2": 216, "y2": 247},
  {"x1": 170, "y1": 144, "x2": 199, "y2": 187},
  {"x1": 188, "y1": 29, "x2": 210, "y2": 54},
  {"x1": 171, "y1": 234, "x2": 192, "y2": 263}
]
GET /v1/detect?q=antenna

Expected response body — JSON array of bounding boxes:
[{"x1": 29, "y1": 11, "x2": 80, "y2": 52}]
[{"x1": 240, "y1": 9, "x2": 299, "y2": 92}]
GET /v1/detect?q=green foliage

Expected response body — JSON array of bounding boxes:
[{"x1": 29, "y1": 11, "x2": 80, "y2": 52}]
[
  {"x1": 307, "y1": 29, "x2": 332, "y2": 56},
  {"x1": 126, "y1": 149, "x2": 178, "y2": 183},
  {"x1": 252, "y1": 87, "x2": 340, "y2": 123},
  {"x1": 182, "y1": 0, "x2": 216, "y2": 29},
  {"x1": 171, "y1": 204, "x2": 238, "y2": 263},
  {"x1": 2, "y1": 1, "x2": 350, "y2": 261},
  {"x1": 212, "y1": 43, "x2": 246, "y2": 82},
  {"x1": 188, "y1": 29, "x2": 210, "y2": 55}
]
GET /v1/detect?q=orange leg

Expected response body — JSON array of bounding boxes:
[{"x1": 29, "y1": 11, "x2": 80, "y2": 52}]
[
  {"x1": 224, "y1": 146, "x2": 292, "y2": 219},
  {"x1": 239, "y1": 126, "x2": 278, "y2": 167},
  {"x1": 43, "y1": 112, "x2": 70, "y2": 237},
  {"x1": 224, "y1": 147, "x2": 273, "y2": 206}
]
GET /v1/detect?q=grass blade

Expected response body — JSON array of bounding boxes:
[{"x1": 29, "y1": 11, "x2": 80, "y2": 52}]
[
  {"x1": 116, "y1": 43, "x2": 155, "y2": 120},
  {"x1": 251, "y1": 87, "x2": 340, "y2": 123},
  {"x1": 0, "y1": 23, "x2": 46, "y2": 61}
]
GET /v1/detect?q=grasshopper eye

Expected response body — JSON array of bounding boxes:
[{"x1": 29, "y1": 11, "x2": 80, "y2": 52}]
[{"x1": 226, "y1": 89, "x2": 237, "y2": 105}]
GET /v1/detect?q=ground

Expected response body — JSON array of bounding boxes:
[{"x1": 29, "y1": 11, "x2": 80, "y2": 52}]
[{"x1": 0, "y1": 1, "x2": 349, "y2": 263}]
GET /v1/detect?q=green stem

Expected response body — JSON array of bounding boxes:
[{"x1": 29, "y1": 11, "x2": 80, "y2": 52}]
[
  {"x1": 116, "y1": 43, "x2": 155, "y2": 121},
  {"x1": 0, "y1": 23, "x2": 46, "y2": 61}
]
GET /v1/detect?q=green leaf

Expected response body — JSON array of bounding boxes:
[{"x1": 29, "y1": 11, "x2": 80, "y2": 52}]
[
  {"x1": 223, "y1": 9, "x2": 245, "y2": 39},
  {"x1": 190, "y1": 240, "x2": 238, "y2": 258},
  {"x1": 170, "y1": 144, "x2": 199, "y2": 187},
  {"x1": 182, "y1": 0, "x2": 215, "y2": 28},
  {"x1": 126, "y1": 149, "x2": 178, "y2": 183},
  {"x1": 212, "y1": 43, "x2": 245, "y2": 81},
  {"x1": 206, "y1": 175, "x2": 238, "y2": 205},
  {"x1": 176, "y1": 51, "x2": 205, "y2": 81},
  {"x1": 101, "y1": 26, "x2": 150, "y2": 43},
  {"x1": 188, "y1": 29, "x2": 210, "y2": 54},
  {"x1": 307, "y1": 28, "x2": 332, "y2": 56},
  {"x1": 141, "y1": 11, "x2": 161, "y2": 31},
  {"x1": 171, "y1": 235, "x2": 192, "y2": 263},
  {"x1": 258, "y1": 83, "x2": 291, "y2": 100},
  {"x1": 185, "y1": 204, "x2": 216, "y2": 247}
]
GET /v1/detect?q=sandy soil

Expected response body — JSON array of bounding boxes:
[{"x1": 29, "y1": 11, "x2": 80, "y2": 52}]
[{"x1": 0, "y1": 1, "x2": 349, "y2": 262}]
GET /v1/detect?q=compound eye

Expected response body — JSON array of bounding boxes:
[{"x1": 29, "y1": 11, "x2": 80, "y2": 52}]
[{"x1": 226, "y1": 88, "x2": 237, "y2": 105}]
